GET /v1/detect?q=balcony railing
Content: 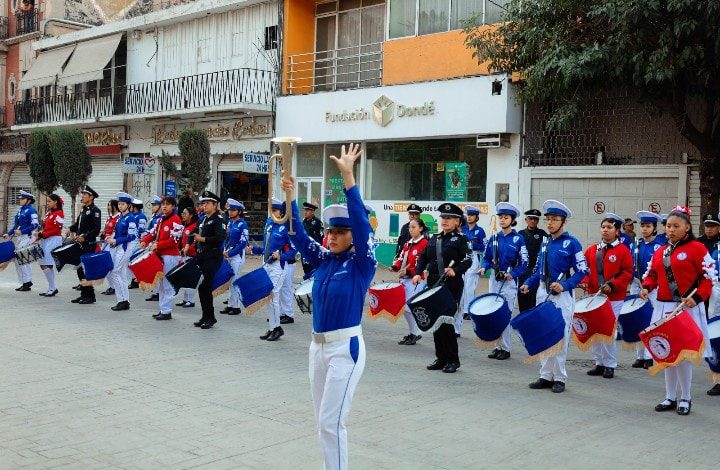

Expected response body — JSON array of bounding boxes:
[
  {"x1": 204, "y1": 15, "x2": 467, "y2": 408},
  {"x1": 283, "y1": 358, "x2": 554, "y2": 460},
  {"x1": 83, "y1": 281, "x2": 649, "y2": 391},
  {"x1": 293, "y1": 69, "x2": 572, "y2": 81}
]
[
  {"x1": 0, "y1": 17, "x2": 8, "y2": 40},
  {"x1": 14, "y1": 9, "x2": 39, "y2": 36},
  {"x1": 286, "y1": 43, "x2": 383, "y2": 95},
  {"x1": 13, "y1": 68, "x2": 277, "y2": 126}
]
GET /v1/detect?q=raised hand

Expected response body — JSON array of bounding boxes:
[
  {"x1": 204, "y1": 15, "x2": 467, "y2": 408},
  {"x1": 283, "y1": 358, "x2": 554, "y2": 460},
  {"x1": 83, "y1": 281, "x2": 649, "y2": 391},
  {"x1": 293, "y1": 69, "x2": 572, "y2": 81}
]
[{"x1": 329, "y1": 143, "x2": 362, "y2": 175}]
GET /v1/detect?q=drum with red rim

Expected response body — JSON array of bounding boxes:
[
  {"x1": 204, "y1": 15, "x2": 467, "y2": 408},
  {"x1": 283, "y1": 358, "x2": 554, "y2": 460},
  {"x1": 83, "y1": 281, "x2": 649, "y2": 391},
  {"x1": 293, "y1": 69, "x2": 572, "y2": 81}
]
[
  {"x1": 368, "y1": 282, "x2": 405, "y2": 322},
  {"x1": 571, "y1": 294, "x2": 617, "y2": 351},
  {"x1": 640, "y1": 310, "x2": 705, "y2": 375},
  {"x1": 128, "y1": 250, "x2": 164, "y2": 291}
]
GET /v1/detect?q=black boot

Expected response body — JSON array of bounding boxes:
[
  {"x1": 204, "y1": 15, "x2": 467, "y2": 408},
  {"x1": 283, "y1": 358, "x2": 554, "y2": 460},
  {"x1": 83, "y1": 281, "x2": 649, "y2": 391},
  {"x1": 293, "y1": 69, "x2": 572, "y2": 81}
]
[
  {"x1": 16, "y1": 282, "x2": 32, "y2": 292},
  {"x1": 111, "y1": 301, "x2": 130, "y2": 311}
]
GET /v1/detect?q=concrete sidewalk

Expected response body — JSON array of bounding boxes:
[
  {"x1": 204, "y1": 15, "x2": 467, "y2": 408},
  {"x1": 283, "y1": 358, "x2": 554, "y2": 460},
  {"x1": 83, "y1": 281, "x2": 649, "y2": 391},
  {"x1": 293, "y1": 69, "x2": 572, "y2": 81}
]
[{"x1": 0, "y1": 260, "x2": 718, "y2": 469}]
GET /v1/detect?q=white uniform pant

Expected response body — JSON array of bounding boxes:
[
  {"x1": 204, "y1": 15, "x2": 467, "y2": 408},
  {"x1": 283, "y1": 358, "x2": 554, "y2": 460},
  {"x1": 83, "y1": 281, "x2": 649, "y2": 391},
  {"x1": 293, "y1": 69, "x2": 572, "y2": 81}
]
[
  {"x1": 159, "y1": 255, "x2": 181, "y2": 314},
  {"x1": 653, "y1": 301, "x2": 711, "y2": 401},
  {"x1": 590, "y1": 300, "x2": 623, "y2": 368},
  {"x1": 489, "y1": 274, "x2": 518, "y2": 351},
  {"x1": 280, "y1": 261, "x2": 297, "y2": 317},
  {"x1": 264, "y1": 261, "x2": 284, "y2": 329},
  {"x1": 310, "y1": 335, "x2": 365, "y2": 470},
  {"x1": 182, "y1": 288, "x2": 196, "y2": 303},
  {"x1": 228, "y1": 254, "x2": 246, "y2": 309},
  {"x1": 14, "y1": 234, "x2": 33, "y2": 284},
  {"x1": 401, "y1": 278, "x2": 423, "y2": 336},
  {"x1": 537, "y1": 287, "x2": 574, "y2": 383},
  {"x1": 710, "y1": 283, "x2": 720, "y2": 317},
  {"x1": 457, "y1": 251, "x2": 482, "y2": 333},
  {"x1": 107, "y1": 246, "x2": 131, "y2": 302},
  {"x1": 125, "y1": 241, "x2": 140, "y2": 283},
  {"x1": 630, "y1": 283, "x2": 657, "y2": 359}
]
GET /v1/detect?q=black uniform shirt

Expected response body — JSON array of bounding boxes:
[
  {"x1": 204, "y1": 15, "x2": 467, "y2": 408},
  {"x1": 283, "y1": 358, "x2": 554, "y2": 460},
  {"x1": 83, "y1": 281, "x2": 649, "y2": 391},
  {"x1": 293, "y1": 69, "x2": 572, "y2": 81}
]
[
  {"x1": 195, "y1": 211, "x2": 226, "y2": 257},
  {"x1": 697, "y1": 234, "x2": 719, "y2": 254},
  {"x1": 519, "y1": 227, "x2": 548, "y2": 282},
  {"x1": 303, "y1": 216, "x2": 324, "y2": 244},
  {"x1": 395, "y1": 222, "x2": 411, "y2": 256},
  {"x1": 69, "y1": 203, "x2": 102, "y2": 251},
  {"x1": 415, "y1": 231, "x2": 473, "y2": 285}
]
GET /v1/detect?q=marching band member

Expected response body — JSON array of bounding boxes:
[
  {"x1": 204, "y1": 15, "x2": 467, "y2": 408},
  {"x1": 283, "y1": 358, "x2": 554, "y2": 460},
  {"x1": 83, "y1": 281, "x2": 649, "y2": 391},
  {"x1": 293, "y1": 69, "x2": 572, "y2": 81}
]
[
  {"x1": 69, "y1": 186, "x2": 102, "y2": 305},
  {"x1": 281, "y1": 143, "x2": 376, "y2": 470},
  {"x1": 480, "y1": 202, "x2": 528, "y2": 360},
  {"x1": 193, "y1": 191, "x2": 226, "y2": 329},
  {"x1": 391, "y1": 218, "x2": 428, "y2": 345},
  {"x1": 127, "y1": 199, "x2": 146, "y2": 290},
  {"x1": 3, "y1": 190, "x2": 39, "y2": 291},
  {"x1": 621, "y1": 218, "x2": 636, "y2": 249},
  {"x1": 640, "y1": 206, "x2": 714, "y2": 415},
  {"x1": 220, "y1": 199, "x2": 249, "y2": 316},
  {"x1": 458, "y1": 205, "x2": 486, "y2": 336},
  {"x1": 580, "y1": 213, "x2": 634, "y2": 378},
  {"x1": 100, "y1": 200, "x2": 120, "y2": 296},
  {"x1": 106, "y1": 193, "x2": 137, "y2": 312},
  {"x1": 698, "y1": 213, "x2": 720, "y2": 253},
  {"x1": 629, "y1": 211, "x2": 664, "y2": 369},
  {"x1": 414, "y1": 203, "x2": 472, "y2": 373},
  {"x1": 144, "y1": 195, "x2": 163, "y2": 302},
  {"x1": 301, "y1": 201, "x2": 324, "y2": 275},
  {"x1": 395, "y1": 204, "x2": 423, "y2": 257},
  {"x1": 37, "y1": 194, "x2": 64, "y2": 297},
  {"x1": 279, "y1": 239, "x2": 299, "y2": 325},
  {"x1": 655, "y1": 214, "x2": 669, "y2": 246},
  {"x1": 709, "y1": 236, "x2": 720, "y2": 397},
  {"x1": 177, "y1": 206, "x2": 198, "y2": 308},
  {"x1": 518, "y1": 209, "x2": 547, "y2": 311},
  {"x1": 520, "y1": 200, "x2": 589, "y2": 393},
  {"x1": 141, "y1": 196, "x2": 183, "y2": 321},
  {"x1": 252, "y1": 199, "x2": 296, "y2": 341}
]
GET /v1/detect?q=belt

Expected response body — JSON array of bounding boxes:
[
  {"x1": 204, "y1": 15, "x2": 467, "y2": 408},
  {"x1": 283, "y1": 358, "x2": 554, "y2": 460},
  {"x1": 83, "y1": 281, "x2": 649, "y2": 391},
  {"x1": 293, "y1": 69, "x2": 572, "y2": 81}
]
[{"x1": 312, "y1": 325, "x2": 362, "y2": 344}]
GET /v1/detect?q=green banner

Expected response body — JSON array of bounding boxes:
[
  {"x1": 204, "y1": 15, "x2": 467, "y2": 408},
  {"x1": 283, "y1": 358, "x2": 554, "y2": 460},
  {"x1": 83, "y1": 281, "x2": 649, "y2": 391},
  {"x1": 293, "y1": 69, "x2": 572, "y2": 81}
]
[{"x1": 445, "y1": 162, "x2": 467, "y2": 201}]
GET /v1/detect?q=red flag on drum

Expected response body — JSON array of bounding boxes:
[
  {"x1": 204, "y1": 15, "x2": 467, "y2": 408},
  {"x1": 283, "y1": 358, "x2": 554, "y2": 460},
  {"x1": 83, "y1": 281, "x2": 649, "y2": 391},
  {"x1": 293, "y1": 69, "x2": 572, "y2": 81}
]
[
  {"x1": 640, "y1": 310, "x2": 706, "y2": 375},
  {"x1": 571, "y1": 294, "x2": 617, "y2": 351},
  {"x1": 367, "y1": 282, "x2": 406, "y2": 323}
]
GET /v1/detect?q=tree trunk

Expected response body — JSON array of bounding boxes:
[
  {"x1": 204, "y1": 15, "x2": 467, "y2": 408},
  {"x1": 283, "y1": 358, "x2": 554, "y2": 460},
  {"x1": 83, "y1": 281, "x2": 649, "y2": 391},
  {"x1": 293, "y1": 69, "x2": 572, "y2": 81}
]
[{"x1": 699, "y1": 152, "x2": 720, "y2": 218}]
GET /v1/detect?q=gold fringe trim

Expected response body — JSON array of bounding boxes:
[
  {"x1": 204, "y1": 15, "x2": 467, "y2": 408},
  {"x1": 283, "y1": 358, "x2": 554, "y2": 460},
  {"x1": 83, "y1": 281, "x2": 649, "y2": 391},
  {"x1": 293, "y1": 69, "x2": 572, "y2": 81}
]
[
  {"x1": 0, "y1": 260, "x2": 11, "y2": 271},
  {"x1": 708, "y1": 371, "x2": 720, "y2": 384},
  {"x1": 366, "y1": 308, "x2": 404, "y2": 324},
  {"x1": 243, "y1": 294, "x2": 273, "y2": 317},
  {"x1": 80, "y1": 278, "x2": 105, "y2": 287},
  {"x1": 523, "y1": 339, "x2": 565, "y2": 364},
  {"x1": 139, "y1": 272, "x2": 164, "y2": 292},
  {"x1": 621, "y1": 341, "x2": 643, "y2": 352},
  {"x1": 212, "y1": 280, "x2": 232, "y2": 297},
  {"x1": 474, "y1": 337, "x2": 502, "y2": 350},
  {"x1": 572, "y1": 332, "x2": 615, "y2": 352},
  {"x1": 647, "y1": 340, "x2": 706, "y2": 376}
]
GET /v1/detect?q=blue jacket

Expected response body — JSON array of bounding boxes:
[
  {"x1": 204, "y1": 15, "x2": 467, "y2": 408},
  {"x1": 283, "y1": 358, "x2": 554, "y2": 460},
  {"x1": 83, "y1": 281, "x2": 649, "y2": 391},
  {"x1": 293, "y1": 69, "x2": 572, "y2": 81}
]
[
  {"x1": 655, "y1": 233, "x2": 668, "y2": 246},
  {"x1": 147, "y1": 212, "x2": 161, "y2": 233},
  {"x1": 525, "y1": 231, "x2": 589, "y2": 292},
  {"x1": 482, "y1": 229, "x2": 529, "y2": 280},
  {"x1": 113, "y1": 212, "x2": 137, "y2": 250},
  {"x1": 289, "y1": 185, "x2": 377, "y2": 333},
  {"x1": 133, "y1": 212, "x2": 148, "y2": 238},
  {"x1": 7, "y1": 205, "x2": 39, "y2": 236},
  {"x1": 620, "y1": 232, "x2": 633, "y2": 249},
  {"x1": 226, "y1": 218, "x2": 250, "y2": 258},
  {"x1": 252, "y1": 218, "x2": 297, "y2": 267},
  {"x1": 631, "y1": 237, "x2": 663, "y2": 280},
  {"x1": 462, "y1": 224, "x2": 486, "y2": 252}
]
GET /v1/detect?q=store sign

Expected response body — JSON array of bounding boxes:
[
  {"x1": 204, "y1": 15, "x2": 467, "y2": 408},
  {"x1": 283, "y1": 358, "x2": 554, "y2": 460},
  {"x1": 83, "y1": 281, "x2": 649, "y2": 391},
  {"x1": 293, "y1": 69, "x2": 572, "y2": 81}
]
[
  {"x1": 325, "y1": 94, "x2": 435, "y2": 128},
  {"x1": 243, "y1": 153, "x2": 270, "y2": 174},
  {"x1": 445, "y1": 162, "x2": 468, "y2": 202},
  {"x1": 164, "y1": 180, "x2": 177, "y2": 197},
  {"x1": 123, "y1": 155, "x2": 157, "y2": 174},
  {"x1": 0, "y1": 134, "x2": 29, "y2": 153},
  {"x1": 84, "y1": 127, "x2": 125, "y2": 146},
  {"x1": 152, "y1": 117, "x2": 272, "y2": 144}
]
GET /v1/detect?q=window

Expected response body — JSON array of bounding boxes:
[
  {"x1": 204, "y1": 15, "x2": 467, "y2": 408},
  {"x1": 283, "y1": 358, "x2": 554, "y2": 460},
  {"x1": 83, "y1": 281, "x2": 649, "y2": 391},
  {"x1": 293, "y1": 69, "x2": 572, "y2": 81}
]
[
  {"x1": 364, "y1": 139, "x2": 487, "y2": 201},
  {"x1": 389, "y1": 0, "x2": 506, "y2": 39},
  {"x1": 296, "y1": 145, "x2": 324, "y2": 177},
  {"x1": 264, "y1": 25, "x2": 278, "y2": 51}
]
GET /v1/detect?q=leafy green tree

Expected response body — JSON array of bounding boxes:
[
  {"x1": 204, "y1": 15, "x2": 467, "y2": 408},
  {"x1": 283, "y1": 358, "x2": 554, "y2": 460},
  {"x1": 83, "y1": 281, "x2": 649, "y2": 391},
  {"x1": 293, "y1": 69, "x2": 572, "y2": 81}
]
[
  {"x1": 28, "y1": 129, "x2": 57, "y2": 196},
  {"x1": 50, "y1": 129, "x2": 92, "y2": 220},
  {"x1": 465, "y1": 0, "x2": 720, "y2": 213},
  {"x1": 178, "y1": 129, "x2": 211, "y2": 200}
]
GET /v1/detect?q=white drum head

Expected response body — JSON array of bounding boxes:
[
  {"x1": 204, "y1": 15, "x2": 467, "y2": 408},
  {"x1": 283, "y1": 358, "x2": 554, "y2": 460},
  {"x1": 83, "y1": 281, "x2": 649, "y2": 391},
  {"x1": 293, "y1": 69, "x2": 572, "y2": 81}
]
[
  {"x1": 620, "y1": 297, "x2": 648, "y2": 315},
  {"x1": 295, "y1": 279, "x2": 314, "y2": 296},
  {"x1": 130, "y1": 250, "x2": 152, "y2": 266},
  {"x1": 575, "y1": 294, "x2": 608, "y2": 313},
  {"x1": 708, "y1": 320, "x2": 720, "y2": 339},
  {"x1": 412, "y1": 285, "x2": 441, "y2": 302},
  {"x1": 372, "y1": 282, "x2": 402, "y2": 290},
  {"x1": 470, "y1": 295, "x2": 505, "y2": 316}
]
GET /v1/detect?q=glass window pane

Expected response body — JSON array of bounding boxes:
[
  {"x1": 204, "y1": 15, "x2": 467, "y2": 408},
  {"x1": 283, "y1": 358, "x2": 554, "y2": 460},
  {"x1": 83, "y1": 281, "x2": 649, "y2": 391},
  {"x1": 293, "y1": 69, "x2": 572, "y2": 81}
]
[
  {"x1": 316, "y1": 1, "x2": 337, "y2": 15},
  {"x1": 297, "y1": 145, "x2": 324, "y2": 177},
  {"x1": 484, "y1": 0, "x2": 508, "y2": 24},
  {"x1": 324, "y1": 144, "x2": 359, "y2": 206},
  {"x1": 418, "y1": 0, "x2": 450, "y2": 35},
  {"x1": 450, "y1": 0, "x2": 482, "y2": 30},
  {"x1": 389, "y1": 0, "x2": 416, "y2": 38},
  {"x1": 339, "y1": 0, "x2": 361, "y2": 10}
]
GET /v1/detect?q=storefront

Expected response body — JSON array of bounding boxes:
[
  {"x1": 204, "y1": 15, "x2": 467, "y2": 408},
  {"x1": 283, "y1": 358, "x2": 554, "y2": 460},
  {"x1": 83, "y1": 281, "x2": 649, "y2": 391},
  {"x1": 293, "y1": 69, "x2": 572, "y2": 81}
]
[{"x1": 276, "y1": 75, "x2": 522, "y2": 265}]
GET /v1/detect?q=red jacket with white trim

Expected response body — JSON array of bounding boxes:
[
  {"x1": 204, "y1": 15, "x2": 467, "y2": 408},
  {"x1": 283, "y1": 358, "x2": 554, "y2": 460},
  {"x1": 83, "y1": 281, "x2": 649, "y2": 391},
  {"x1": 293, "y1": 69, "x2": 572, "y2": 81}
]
[
  {"x1": 392, "y1": 237, "x2": 428, "y2": 279},
  {"x1": 581, "y1": 240, "x2": 634, "y2": 301},
  {"x1": 642, "y1": 238, "x2": 714, "y2": 304},
  {"x1": 141, "y1": 213, "x2": 183, "y2": 256},
  {"x1": 40, "y1": 209, "x2": 64, "y2": 238}
]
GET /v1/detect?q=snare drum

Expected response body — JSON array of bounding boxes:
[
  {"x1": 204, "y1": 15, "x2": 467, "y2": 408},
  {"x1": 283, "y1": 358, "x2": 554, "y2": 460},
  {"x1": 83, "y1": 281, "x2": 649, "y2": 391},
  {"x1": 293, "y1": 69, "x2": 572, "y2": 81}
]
[
  {"x1": 294, "y1": 279, "x2": 314, "y2": 315},
  {"x1": 80, "y1": 251, "x2": 113, "y2": 286},
  {"x1": 639, "y1": 310, "x2": 705, "y2": 375},
  {"x1": 233, "y1": 266, "x2": 274, "y2": 315},
  {"x1": 128, "y1": 250, "x2": 164, "y2": 291},
  {"x1": 165, "y1": 259, "x2": 202, "y2": 294},
  {"x1": 14, "y1": 244, "x2": 44, "y2": 266},
  {"x1": 0, "y1": 240, "x2": 15, "y2": 270},
  {"x1": 468, "y1": 293, "x2": 511, "y2": 348},
  {"x1": 571, "y1": 294, "x2": 617, "y2": 351},
  {"x1": 368, "y1": 282, "x2": 405, "y2": 323},
  {"x1": 51, "y1": 241, "x2": 83, "y2": 272},
  {"x1": 618, "y1": 295, "x2": 653, "y2": 345},
  {"x1": 406, "y1": 285, "x2": 457, "y2": 333},
  {"x1": 706, "y1": 317, "x2": 720, "y2": 383},
  {"x1": 510, "y1": 301, "x2": 566, "y2": 363},
  {"x1": 212, "y1": 260, "x2": 234, "y2": 297}
]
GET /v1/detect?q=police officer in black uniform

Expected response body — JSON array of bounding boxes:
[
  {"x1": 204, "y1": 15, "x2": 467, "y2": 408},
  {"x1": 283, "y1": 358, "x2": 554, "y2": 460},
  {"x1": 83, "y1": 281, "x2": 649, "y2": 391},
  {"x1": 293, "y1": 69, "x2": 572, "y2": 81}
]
[
  {"x1": 193, "y1": 191, "x2": 226, "y2": 329},
  {"x1": 413, "y1": 202, "x2": 472, "y2": 373},
  {"x1": 395, "y1": 203, "x2": 423, "y2": 257},
  {"x1": 69, "y1": 186, "x2": 102, "y2": 305},
  {"x1": 698, "y1": 213, "x2": 720, "y2": 253},
  {"x1": 517, "y1": 209, "x2": 547, "y2": 312},
  {"x1": 301, "y1": 202, "x2": 324, "y2": 275}
]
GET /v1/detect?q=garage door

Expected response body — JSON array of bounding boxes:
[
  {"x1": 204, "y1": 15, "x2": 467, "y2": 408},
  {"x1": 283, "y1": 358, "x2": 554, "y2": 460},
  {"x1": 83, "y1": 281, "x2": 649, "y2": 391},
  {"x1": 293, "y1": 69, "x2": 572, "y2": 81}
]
[
  {"x1": 6, "y1": 164, "x2": 33, "y2": 229},
  {"x1": 531, "y1": 176, "x2": 680, "y2": 248}
]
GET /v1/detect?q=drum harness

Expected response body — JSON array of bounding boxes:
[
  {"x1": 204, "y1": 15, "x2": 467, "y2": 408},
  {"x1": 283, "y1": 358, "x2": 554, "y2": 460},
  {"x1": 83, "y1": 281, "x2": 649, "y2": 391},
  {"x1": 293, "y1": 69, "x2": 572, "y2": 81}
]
[{"x1": 662, "y1": 243, "x2": 699, "y2": 303}]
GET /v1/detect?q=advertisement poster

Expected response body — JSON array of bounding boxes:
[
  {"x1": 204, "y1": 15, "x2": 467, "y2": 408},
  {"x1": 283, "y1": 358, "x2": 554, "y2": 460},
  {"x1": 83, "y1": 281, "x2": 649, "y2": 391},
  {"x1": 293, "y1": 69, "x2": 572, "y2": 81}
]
[{"x1": 445, "y1": 162, "x2": 467, "y2": 201}]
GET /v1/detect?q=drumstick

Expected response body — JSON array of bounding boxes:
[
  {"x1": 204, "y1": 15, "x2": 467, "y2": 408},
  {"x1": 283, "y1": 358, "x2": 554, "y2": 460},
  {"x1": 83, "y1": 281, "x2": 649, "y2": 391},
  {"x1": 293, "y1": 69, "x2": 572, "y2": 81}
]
[
  {"x1": 542, "y1": 273, "x2": 564, "y2": 302},
  {"x1": 668, "y1": 288, "x2": 698, "y2": 316}
]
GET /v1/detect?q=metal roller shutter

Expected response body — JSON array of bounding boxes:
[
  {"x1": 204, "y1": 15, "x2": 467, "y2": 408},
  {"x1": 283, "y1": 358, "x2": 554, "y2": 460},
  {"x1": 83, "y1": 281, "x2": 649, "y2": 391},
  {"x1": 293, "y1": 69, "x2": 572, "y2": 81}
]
[
  {"x1": 6, "y1": 164, "x2": 33, "y2": 228},
  {"x1": 687, "y1": 167, "x2": 701, "y2": 229},
  {"x1": 88, "y1": 156, "x2": 124, "y2": 223}
]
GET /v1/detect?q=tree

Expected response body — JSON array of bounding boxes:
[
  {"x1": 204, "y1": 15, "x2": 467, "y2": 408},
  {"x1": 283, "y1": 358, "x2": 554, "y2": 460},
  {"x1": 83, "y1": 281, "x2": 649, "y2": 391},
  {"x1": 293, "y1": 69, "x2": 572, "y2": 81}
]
[
  {"x1": 50, "y1": 129, "x2": 92, "y2": 221},
  {"x1": 464, "y1": 0, "x2": 720, "y2": 215},
  {"x1": 28, "y1": 129, "x2": 57, "y2": 196},
  {"x1": 178, "y1": 128, "x2": 211, "y2": 200}
]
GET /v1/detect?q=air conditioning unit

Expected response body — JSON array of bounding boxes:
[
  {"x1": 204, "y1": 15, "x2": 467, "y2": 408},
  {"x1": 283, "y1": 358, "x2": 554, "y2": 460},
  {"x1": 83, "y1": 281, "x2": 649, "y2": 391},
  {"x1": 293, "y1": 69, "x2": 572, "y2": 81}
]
[{"x1": 476, "y1": 133, "x2": 510, "y2": 149}]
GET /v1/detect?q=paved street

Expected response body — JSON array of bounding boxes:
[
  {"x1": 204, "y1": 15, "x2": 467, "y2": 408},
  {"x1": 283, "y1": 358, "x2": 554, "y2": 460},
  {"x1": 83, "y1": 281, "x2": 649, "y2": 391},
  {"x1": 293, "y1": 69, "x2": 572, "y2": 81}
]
[{"x1": 1, "y1": 260, "x2": 718, "y2": 469}]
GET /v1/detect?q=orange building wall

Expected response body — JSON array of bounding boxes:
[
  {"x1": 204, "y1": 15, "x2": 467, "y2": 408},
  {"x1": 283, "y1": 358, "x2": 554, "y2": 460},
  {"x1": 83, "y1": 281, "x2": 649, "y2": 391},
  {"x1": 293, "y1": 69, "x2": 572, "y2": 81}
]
[
  {"x1": 282, "y1": 0, "x2": 316, "y2": 95},
  {"x1": 382, "y1": 28, "x2": 493, "y2": 86}
]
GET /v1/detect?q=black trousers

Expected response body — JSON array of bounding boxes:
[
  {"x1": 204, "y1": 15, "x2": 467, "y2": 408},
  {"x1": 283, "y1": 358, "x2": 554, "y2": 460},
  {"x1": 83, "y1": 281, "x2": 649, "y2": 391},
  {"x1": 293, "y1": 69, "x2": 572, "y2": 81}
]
[
  {"x1": 518, "y1": 287, "x2": 538, "y2": 312},
  {"x1": 197, "y1": 254, "x2": 222, "y2": 323},
  {"x1": 301, "y1": 262, "x2": 313, "y2": 275},
  {"x1": 430, "y1": 277, "x2": 463, "y2": 364},
  {"x1": 77, "y1": 246, "x2": 96, "y2": 299}
]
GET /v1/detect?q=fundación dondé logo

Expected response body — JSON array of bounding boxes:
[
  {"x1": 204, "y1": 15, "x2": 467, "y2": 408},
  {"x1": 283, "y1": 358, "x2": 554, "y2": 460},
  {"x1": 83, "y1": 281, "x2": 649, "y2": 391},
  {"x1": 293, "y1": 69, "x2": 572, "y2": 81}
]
[
  {"x1": 325, "y1": 95, "x2": 435, "y2": 126},
  {"x1": 373, "y1": 95, "x2": 395, "y2": 127}
]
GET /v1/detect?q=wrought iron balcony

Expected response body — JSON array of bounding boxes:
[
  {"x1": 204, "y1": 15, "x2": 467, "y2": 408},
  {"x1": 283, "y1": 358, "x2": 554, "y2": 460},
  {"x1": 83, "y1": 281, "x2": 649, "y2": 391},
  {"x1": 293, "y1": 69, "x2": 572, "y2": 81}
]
[
  {"x1": 13, "y1": 68, "x2": 277, "y2": 126},
  {"x1": 14, "y1": 8, "x2": 39, "y2": 36},
  {"x1": 0, "y1": 17, "x2": 9, "y2": 40},
  {"x1": 286, "y1": 43, "x2": 383, "y2": 95}
]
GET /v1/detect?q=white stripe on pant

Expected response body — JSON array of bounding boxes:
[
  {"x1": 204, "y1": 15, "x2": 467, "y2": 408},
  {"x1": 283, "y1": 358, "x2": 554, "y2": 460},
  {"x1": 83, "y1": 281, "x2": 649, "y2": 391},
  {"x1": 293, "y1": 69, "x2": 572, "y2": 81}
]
[
  {"x1": 279, "y1": 261, "x2": 297, "y2": 317},
  {"x1": 489, "y1": 274, "x2": 518, "y2": 351},
  {"x1": 14, "y1": 234, "x2": 33, "y2": 284},
  {"x1": 107, "y1": 246, "x2": 131, "y2": 302},
  {"x1": 310, "y1": 335, "x2": 365, "y2": 470},
  {"x1": 401, "y1": 278, "x2": 423, "y2": 336},
  {"x1": 228, "y1": 254, "x2": 246, "y2": 309},
  {"x1": 263, "y1": 261, "x2": 284, "y2": 329},
  {"x1": 537, "y1": 286, "x2": 575, "y2": 383},
  {"x1": 159, "y1": 254, "x2": 181, "y2": 314},
  {"x1": 590, "y1": 299, "x2": 623, "y2": 368}
]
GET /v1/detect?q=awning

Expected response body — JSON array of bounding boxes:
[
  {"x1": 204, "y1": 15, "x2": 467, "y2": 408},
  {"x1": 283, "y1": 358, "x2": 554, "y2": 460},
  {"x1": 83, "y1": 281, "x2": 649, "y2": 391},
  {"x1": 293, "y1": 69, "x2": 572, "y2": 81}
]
[
  {"x1": 0, "y1": 153, "x2": 27, "y2": 163},
  {"x1": 88, "y1": 144, "x2": 124, "y2": 156},
  {"x1": 19, "y1": 45, "x2": 76, "y2": 90},
  {"x1": 57, "y1": 34, "x2": 123, "y2": 87}
]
